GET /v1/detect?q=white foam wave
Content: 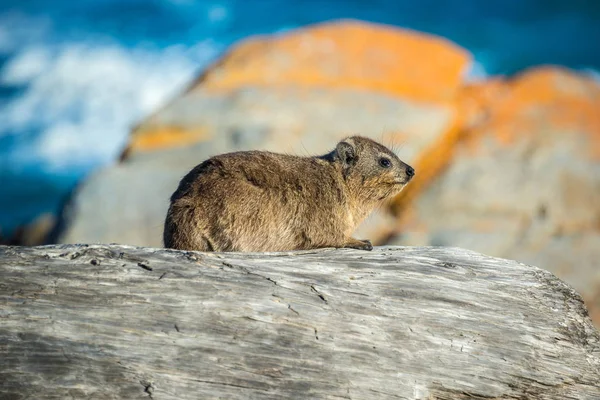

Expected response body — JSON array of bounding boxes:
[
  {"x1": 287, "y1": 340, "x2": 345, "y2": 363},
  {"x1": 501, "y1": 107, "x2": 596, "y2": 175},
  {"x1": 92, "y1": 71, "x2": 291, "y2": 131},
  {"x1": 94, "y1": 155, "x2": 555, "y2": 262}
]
[{"x1": 1, "y1": 36, "x2": 222, "y2": 172}]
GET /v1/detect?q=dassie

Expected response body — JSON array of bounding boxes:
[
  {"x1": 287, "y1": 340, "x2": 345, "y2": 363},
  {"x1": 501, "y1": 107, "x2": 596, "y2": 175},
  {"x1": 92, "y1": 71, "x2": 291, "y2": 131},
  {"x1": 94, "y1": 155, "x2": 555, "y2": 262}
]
[{"x1": 164, "y1": 136, "x2": 414, "y2": 252}]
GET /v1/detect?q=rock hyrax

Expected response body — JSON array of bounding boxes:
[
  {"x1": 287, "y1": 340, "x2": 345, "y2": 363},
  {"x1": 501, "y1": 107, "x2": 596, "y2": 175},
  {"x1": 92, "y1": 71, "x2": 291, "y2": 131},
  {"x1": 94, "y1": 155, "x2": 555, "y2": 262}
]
[{"x1": 164, "y1": 136, "x2": 414, "y2": 252}]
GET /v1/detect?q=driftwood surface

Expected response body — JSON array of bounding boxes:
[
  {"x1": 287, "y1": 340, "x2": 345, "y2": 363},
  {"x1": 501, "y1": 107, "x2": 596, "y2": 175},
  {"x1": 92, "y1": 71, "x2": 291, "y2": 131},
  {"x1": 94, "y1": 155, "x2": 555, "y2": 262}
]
[{"x1": 1, "y1": 244, "x2": 599, "y2": 400}]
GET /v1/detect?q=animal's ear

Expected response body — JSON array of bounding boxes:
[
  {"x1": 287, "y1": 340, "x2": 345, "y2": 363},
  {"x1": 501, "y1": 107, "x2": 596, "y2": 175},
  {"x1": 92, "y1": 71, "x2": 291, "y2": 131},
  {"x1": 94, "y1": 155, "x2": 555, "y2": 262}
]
[{"x1": 336, "y1": 141, "x2": 357, "y2": 167}]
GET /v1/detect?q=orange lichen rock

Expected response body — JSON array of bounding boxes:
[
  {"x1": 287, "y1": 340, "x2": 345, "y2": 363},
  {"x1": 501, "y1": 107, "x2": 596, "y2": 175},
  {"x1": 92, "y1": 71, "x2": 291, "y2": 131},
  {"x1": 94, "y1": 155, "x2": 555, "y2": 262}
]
[
  {"x1": 124, "y1": 20, "x2": 472, "y2": 158},
  {"x1": 463, "y1": 67, "x2": 600, "y2": 158},
  {"x1": 454, "y1": 78, "x2": 507, "y2": 128},
  {"x1": 199, "y1": 19, "x2": 472, "y2": 104},
  {"x1": 389, "y1": 67, "x2": 600, "y2": 220},
  {"x1": 125, "y1": 126, "x2": 212, "y2": 156}
]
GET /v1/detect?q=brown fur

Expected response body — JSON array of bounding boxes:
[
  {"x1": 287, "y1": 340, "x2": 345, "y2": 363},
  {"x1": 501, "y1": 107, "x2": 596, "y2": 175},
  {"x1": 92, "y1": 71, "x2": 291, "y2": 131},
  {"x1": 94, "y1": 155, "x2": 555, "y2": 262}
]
[{"x1": 163, "y1": 136, "x2": 414, "y2": 252}]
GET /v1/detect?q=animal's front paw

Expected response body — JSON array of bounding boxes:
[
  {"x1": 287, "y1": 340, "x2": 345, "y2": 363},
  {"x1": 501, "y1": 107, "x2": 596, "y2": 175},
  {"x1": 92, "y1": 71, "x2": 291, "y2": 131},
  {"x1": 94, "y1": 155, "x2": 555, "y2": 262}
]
[
  {"x1": 343, "y1": 238, "x2": 373, "y2": 251},
  {"x1": 358, "y1": 239, "x2": 373, "y2": 251}
]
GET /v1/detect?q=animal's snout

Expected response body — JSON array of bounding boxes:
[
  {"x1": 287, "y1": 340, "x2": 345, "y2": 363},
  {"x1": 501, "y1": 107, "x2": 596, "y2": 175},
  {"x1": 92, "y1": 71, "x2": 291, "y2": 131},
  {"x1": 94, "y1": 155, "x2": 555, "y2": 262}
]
[{"x1": 405, "y1": 165, "x2": 415, "y2": 179}]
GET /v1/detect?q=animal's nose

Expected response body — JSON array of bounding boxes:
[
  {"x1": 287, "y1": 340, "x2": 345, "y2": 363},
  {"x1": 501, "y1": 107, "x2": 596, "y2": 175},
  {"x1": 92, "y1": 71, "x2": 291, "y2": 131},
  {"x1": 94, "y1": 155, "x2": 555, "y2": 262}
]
[{"x1": 406, "y1": 166, "x2": 415, "y2": 178}]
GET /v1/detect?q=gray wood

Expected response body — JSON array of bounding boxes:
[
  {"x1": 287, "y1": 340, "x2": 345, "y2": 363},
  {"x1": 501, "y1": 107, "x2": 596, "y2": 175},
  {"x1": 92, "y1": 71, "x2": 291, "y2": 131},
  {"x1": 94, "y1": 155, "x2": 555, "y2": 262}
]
[{"x1": 1, "y1": 244, "x2": 599, "y2": 400}]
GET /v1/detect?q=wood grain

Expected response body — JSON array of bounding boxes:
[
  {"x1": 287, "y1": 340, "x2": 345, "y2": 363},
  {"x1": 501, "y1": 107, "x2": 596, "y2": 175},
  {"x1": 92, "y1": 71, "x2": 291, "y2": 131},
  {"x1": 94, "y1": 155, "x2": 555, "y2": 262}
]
[{"x1": 1, "y1": 244, "x2": 599, "y2": 399}]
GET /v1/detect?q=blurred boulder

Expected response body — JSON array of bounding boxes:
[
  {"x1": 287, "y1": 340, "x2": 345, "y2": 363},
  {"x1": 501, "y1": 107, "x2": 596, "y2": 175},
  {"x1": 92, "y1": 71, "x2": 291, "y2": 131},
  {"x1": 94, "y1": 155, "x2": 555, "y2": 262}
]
[
  {"x1": 393, "y1": 67, "x2": 600, "y2": 325},
  {"x1": 58, "y1": 20, "x2": 471, "y2": 247}
]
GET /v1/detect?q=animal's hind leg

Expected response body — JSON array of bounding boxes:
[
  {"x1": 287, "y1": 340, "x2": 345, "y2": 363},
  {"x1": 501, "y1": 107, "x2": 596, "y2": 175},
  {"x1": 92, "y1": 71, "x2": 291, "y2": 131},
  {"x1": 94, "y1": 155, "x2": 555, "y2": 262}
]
[{"x1": 164, "y1": 219, "x2": 214, "y2": 252}]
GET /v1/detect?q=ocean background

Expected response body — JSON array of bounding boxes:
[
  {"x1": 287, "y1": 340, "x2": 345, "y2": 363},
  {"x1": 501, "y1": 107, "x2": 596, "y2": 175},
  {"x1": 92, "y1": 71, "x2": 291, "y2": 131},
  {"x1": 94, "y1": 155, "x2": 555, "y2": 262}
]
[{"x1": 1, "y1": 0, "x2": 600, "y2": 235}]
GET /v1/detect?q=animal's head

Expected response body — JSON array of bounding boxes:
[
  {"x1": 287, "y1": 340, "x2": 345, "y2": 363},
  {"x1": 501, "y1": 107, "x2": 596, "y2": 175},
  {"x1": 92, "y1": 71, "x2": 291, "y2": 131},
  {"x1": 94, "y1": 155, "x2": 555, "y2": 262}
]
[{"x1": 335, "y1": 136, "x2": 414, "y2": 201}]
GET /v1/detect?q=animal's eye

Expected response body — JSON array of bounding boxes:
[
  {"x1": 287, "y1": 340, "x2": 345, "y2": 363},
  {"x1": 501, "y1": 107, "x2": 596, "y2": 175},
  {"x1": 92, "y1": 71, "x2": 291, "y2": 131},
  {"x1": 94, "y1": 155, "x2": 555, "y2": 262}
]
[{"x1": 379, "y1": 157, "x2": 392, "y2": 168}]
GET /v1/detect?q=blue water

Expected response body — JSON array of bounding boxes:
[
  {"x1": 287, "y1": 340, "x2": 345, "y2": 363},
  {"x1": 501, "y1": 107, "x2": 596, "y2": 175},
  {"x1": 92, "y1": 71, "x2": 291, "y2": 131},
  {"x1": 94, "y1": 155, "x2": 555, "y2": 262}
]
[{"x1": 1, "y1": 0, "x2": 600, "y2": 235}]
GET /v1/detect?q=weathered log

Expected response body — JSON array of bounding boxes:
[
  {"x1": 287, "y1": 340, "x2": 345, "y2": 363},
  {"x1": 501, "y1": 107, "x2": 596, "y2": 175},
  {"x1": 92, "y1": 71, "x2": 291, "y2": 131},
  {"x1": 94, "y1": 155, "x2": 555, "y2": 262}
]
[{"x1": 1, "y1": 244, "x2": 599, "y2": 399}]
